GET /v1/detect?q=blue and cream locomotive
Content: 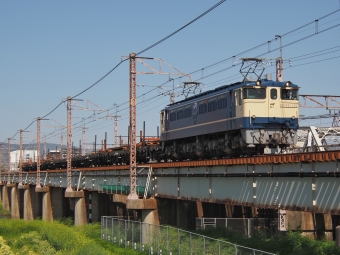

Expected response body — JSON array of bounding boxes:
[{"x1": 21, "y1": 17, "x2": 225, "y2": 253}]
[{"x1": 160, "y1": 73, "x2": 299, "y2": 159}]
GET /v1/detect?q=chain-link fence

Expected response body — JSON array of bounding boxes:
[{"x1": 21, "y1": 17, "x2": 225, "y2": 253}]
[
  {"x1": 101, "y1": 216, "x2": 275, "y2": 255},
  {"x1": 196, "y1": 218, "x2": 278, "y2": 238}
]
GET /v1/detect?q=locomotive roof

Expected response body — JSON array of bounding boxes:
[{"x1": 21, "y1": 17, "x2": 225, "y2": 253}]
[{"x1": 165, "y1": 79, "x2": 298, "y2": 108}]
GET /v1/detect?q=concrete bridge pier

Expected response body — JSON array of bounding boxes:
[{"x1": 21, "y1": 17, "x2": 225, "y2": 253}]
[
  {"x1": 127, "y1": 198, "x2": 159, "y2": 245},
  {"x1": 65, "y1": 190, "x2": 87, "y2": 225},
  {"x1": 18, "y1": 184, "x2": 33, "y2": 220},
  {"x1": 36, "y1": 186, "x2": 53, "y2": 222},
  {"x1": 286, "y1": 211, "x2": 334, "y2": 240},
  {"x1": 1, "y1": 183, "x2": 9, "y2": 211},
  {"x1": 8, "y1": 183, "x2": 20, "y2": 219}
]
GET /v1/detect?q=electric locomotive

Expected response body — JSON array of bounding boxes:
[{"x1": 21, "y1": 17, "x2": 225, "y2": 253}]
[{"x1": 159, "y1": 67, "x2": 299, "y2": 160}]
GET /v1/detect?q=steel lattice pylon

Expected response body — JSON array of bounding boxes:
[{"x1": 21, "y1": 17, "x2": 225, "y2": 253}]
[
  {"x1": 36, "y1": 118, "x2": 41, "y2": 188},
  {"x1": 128, "y1": 53, "x2": 138, "y2": 199},
  {"x1": 19, "y1": 130, "x2": 23, "y2": 185},
  {"x1": 66, "y1": 96, "x2": 73, "y2": 192},
  {"x1": 7, "y1": 138, "x2": 11, "y2": 184}
]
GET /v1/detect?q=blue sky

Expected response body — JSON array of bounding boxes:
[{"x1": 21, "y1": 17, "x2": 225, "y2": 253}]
[{"x1": 1, "y1": 1, "x2": 340, "y2": 149}]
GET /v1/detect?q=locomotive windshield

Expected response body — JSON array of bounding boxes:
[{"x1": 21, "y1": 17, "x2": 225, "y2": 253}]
[
  {"x1": 243, "y1": 88, "x2": 266, "y2": 99},
  {"x1": 281, "y1": 89, "x2": 298, "y2": 100}
]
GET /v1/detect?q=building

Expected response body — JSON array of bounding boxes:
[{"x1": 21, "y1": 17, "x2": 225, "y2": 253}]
[{"x1": 10, "y1": 149, "x2": 37, "y2": 171}]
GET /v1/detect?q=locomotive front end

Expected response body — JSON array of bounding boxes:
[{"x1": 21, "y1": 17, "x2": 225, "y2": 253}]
[{"x1": 238, "y1": 80, "x2": 299, "y2": 154}]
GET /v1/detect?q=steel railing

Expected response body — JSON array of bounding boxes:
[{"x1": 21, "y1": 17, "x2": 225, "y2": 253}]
[{"x1": 101, "y1": 216, "x2": 275, "y2": 255}]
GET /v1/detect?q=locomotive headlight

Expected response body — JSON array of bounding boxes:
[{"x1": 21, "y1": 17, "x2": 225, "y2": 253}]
[
  {"x1": 291, "y1": 116, "x2": 295, "y2": 119},
  {"x1": 256, "y1": 79, "x2": 261, "y2": 86},
  {"x1": 285, "y1": 81, "x2": 291, "y2": 87},
  {"x1": 251, "y1": 115, "x2": 256, "y2": 119}
]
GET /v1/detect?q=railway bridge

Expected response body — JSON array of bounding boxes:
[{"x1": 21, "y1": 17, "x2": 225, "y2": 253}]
[{"x1": 1, "y1": 150, "x2": 340, "y2": 240}]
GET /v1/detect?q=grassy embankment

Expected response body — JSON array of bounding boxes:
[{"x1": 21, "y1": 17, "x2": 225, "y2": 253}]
[
  {"x1": 0, "y1": 203, "x2": 143, "y2": 255},
  {"x1": 1, "y1": 201, "x2": 340, "y2": 255}
]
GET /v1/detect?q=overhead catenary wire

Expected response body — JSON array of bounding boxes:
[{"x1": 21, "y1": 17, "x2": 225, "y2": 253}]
[
  {"x1": 5, "y1": 7, "x2": 340, "y2": 148},
  {"x1": 1, "y1": 2, "x2": 226, "y2": 146}
]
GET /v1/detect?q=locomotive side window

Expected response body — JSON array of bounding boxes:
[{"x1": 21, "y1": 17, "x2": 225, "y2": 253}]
[
  {"x1": 208, "y1": 100, "x2": 217, "y2": 112},
  {"x1": 270, "y1": 89, "x2": 277, "y2": 99},
  {"x1": 243, "y1": 88, "x2": 266, "y2": 99},
  {"x1": 177, "y1": 109, "x2": 183, "y2": 120},
  {"x1": 281, "y1": 89, "x2": 298, "y2": 100},
  {"x1": 183, "y1": 107, "x2": 192, "y2": 118},
  {"x1": 170, "y1": 111, "x2": 176, "y2": 122},
  {"x1": 218, "y1": 97, "x2": 227, "y2": 109},
  {"x1": 199, "y1": 103, "x2": 207, "y2": 114}
]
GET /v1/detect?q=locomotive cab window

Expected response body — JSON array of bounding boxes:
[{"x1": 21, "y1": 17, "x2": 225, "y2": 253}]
[
  {"x1": 270, "y1": 89, "x2": 277, "y2": 99},
  {"x1": 281, "y1": 89, "x2": 298, "y2": 100},
  {"x1": 243, "y1": 88, "x2": 266, "y2": 99}
]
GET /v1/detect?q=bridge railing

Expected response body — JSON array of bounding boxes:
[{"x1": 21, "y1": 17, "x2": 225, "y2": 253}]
[{"x1": 101, "y1": 216, "x2": 275, "y2": 255}]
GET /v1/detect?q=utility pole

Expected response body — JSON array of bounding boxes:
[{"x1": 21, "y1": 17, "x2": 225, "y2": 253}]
[
  {"x1": 44, "y1": 137, "x2": 47, "y2": 160},
  {"x1": 36, "y1": 118, "x2": 42, "y2": 188},
  {"x1": 113, "y1": 103, "x2": 121, "y2": 147},
  {"x1": 66, "y1": 96, "x2": 73, "y2": 192},
  {"x1": 123, "y1": 53, "x2": 194, "y2": 200},
  {"x1": 19, "y1": 130, "x2": 23, "y2": 186},
  {"x1": 7, "y1": 138, "x2": 11, "y2": 184},
  {"x1": 275, "y1": 35, "x2": 283, "y2": 82},
  {"x1": 128, "y1": 53, "x2": 138, "y2": 199}
]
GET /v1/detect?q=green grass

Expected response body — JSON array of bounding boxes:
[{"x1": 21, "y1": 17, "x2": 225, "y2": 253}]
[
  {"x1": 0, "y1": 202, "x2": 11, "y2": 218},
  {"x1": 0, "y1": 218, "x2": 143, "y2": 255},
  {"x1": 195, "y1": 227, "x2": 340, "y2": 255}
]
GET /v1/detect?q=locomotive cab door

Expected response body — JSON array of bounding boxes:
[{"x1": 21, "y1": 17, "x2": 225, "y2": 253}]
[
  {"x1": 268, "y1": 87, "x2": 279, "y2": 122},
  {"x1": 160, "y1": 110, "x2": 168, "y2": 140}
]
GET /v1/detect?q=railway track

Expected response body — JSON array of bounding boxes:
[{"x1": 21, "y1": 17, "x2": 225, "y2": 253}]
[{"x1": 20, "y1": 150, "x2": 340, "y2": 173}]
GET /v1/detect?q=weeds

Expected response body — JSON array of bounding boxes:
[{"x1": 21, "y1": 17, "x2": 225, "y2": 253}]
[
  {"x1": 0, "y1": 218, "x2": 141, "y2": 255},
  {"x1": 196, "y1": 227, "x2": 340, "y2": 255}
]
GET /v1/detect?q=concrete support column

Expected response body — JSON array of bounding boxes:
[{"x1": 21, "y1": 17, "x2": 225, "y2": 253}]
[
  {"x1": 65, "y1": 190, "x2": 87, "y2": 225},
  {"x1": 127, "y1": 199, "x2": 159, "y2": 245},
  {"x1": 0, "y1": 185, "x2": 2, "y2": 203},
  {"x1": 2, "y1": 185, "x2": 10, "y2": 211},
  {"x1": 225, "y1": 204, "x2": 234, "y2": 218},
  {"x1": 74, "y1": 196, "x2": 87, "y2": 225},
  {"x1": 36, "y1": 186, "x2": 53, "y2": 222},
  {"x1": 22, "y1": 186, "x2": 33, "y2": 220},
  {"x1": 196, "y1": 201, "x2": 203, "y2": 218},
  {"x1": 9, "y1": 184, "x2": 20, "y2": 219}
]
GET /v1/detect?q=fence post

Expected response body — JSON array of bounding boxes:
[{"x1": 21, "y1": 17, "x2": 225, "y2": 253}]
[
  {"x1": 218, "y1": 240, "x2": 220, "y2": 255},
  {"x1": 178, "y1": 229, "x2": 180, "y2": 255},
  {"x1": 132, "y1": 221, "x2": 134, "y2": 248},
  {"x1": 167, "y1": 226, "x2": 169, "y2": 253},
  {"x1": 235, "y1": 245, "x2": 237, "y2": 255},
  {"x1": 125, "y1": 220, "x2": 127, "y2": 248},
  {"x1": 105, "y1": 217, "x2": 108, "y2": 240},
  {"x1": 204, "y1": 236, "x2": 206, "y2": 254},
  {"x1": 149, "y1": 223, "x2": 151, "y2": 255},
  {"x1": 190, "y1": 232, "x2": 192, "y2": 255},
  {"x1": 111, "y1": 218, "x2": 114, "y2": 243},
  {"x1": 140, "y1": 222, "x2": 142, "y2": 252},
  {"x1": 248, "y1": 218, "x2": 251, "y2": 238}
]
